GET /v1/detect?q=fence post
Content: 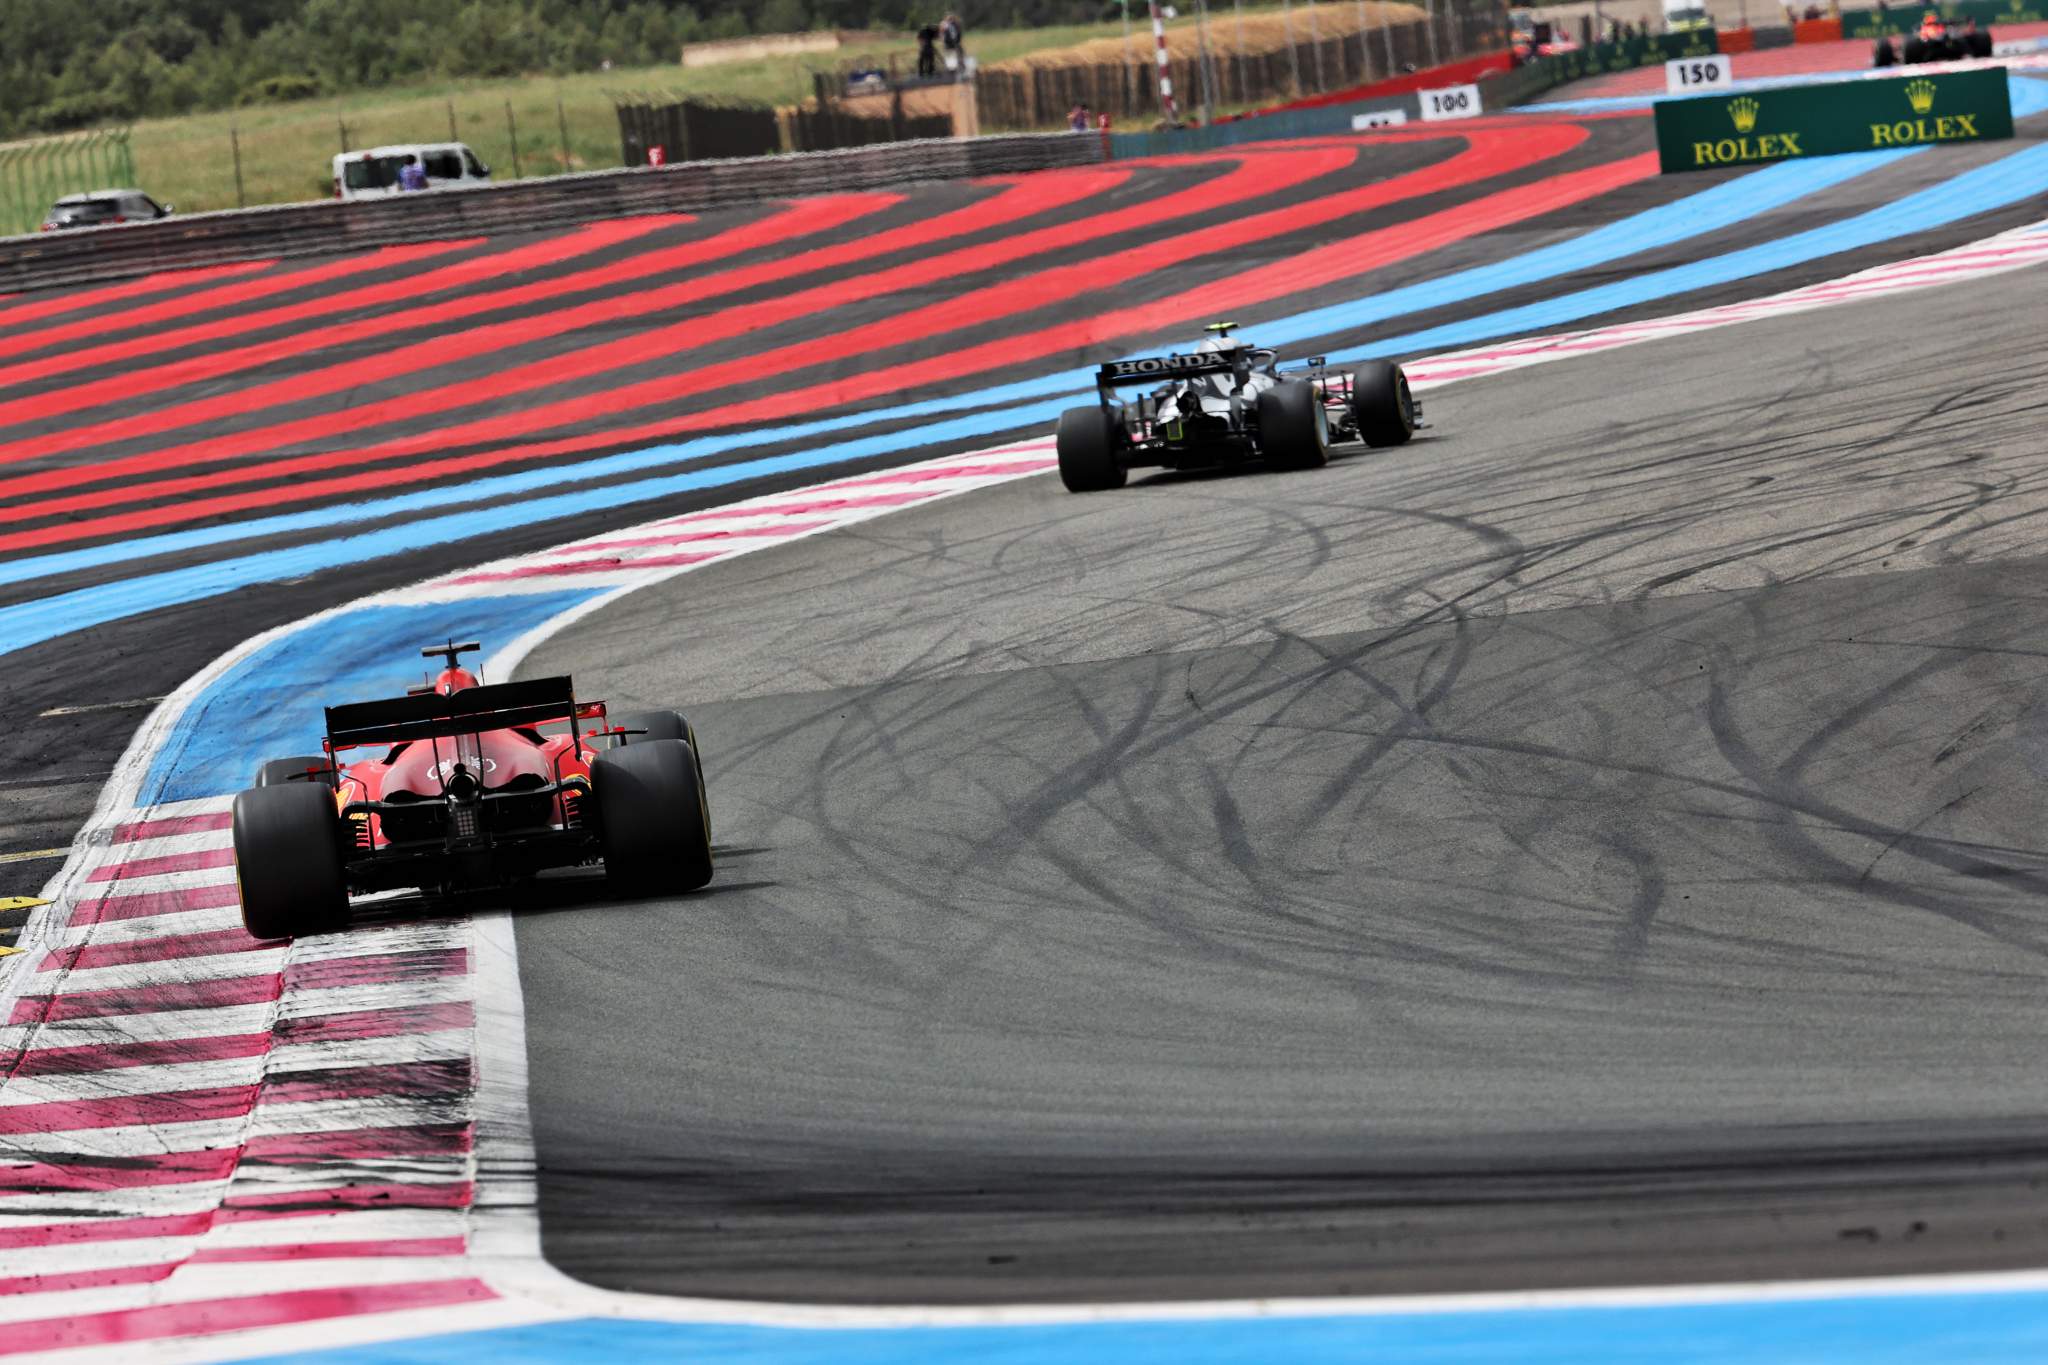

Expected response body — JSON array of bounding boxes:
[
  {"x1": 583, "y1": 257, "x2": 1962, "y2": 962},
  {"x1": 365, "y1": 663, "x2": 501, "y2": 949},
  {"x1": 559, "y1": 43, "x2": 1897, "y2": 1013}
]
[
  {"x1": 1148, "y1": 0, "x2": 1181, "y2": 121},
  {"x1": 1380, "y1": 0, "x2": 1396, "y2": 71},
  {"x1": 1356, "y1": 0, "x2": 1373, "y2": 80},
  {"x1": 447, "y1": 101, "x2": 459, "y2": 142},
  {"x1": 231, "y1": 125, "x2": 247, "y2": 207},
  {"x1": 557, "y1": 96, "x2": 572, "y2": 172},
  {"x1": 505, "y1": 101, "x2": 522, "y2": 178},
  {"x1": 1282, "y1": 0, "x2": 1302, "y2": 94},
  {"x1": 1308, "y1": 3, "x2": 1325, "y2": 90},
  {"x1": 338, "y1": 118, "x2": 351, "y2": 154}
]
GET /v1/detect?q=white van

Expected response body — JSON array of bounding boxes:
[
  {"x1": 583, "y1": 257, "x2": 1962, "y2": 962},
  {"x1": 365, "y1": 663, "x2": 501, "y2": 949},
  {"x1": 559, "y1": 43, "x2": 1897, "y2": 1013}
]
[{"x1": 332, "y1": 143, "x2": 491, "y2": 201}]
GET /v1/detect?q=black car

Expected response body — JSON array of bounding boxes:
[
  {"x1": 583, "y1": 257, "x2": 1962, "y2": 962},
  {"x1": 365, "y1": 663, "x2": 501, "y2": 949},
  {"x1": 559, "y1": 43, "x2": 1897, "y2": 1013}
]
[
  {"x1": 1055, "y1": 323, "x2": 1422, "y2": 493},
  {"x1": 40, "y1": 189, "x2": 174, "y2": 231}
]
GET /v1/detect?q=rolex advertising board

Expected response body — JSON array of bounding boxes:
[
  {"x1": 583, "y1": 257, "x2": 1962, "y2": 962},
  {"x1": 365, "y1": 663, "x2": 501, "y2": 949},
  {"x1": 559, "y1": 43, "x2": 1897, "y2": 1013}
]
[
  {"x1": 1841, "y1": 0, "x2": 2043, "y2": 40},
  {"x1": 1652, "y1": 68, "x2": 2015, "y2": 174}
]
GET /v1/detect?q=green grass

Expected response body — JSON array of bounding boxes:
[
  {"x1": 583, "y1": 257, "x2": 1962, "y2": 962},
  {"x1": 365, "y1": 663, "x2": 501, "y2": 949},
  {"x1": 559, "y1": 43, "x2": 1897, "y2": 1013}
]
[
  {"x1": 126, "y1": 10, "x2": 1350, "y2": 213},
  {"x1": 128, "y1": 20, "x2": 1158, "y2": 213}
]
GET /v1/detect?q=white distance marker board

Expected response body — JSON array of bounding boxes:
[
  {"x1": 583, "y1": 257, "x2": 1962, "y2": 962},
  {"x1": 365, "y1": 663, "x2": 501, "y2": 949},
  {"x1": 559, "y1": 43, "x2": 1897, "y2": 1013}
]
[
  {"x1": 1665, "y1": 53, "x2": 1733, "y2": 94},
  {"x1": 1417, "y1": 83, "x2": 1482, "y2": 121}
]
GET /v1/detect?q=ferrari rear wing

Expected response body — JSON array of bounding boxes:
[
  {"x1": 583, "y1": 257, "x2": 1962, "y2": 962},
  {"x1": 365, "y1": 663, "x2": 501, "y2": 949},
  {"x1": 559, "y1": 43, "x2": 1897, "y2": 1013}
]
[{"x1": 325, "y1": 676, "x2": 590, "y2": 750}]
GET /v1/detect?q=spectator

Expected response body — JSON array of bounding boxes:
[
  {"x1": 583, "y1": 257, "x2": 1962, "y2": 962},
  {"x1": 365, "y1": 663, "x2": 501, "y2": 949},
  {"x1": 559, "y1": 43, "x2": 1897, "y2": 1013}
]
[
  {"x1": 397, "y1": 154, "x2": 427, "y2": 191},
  {"x1": 1068, "y1": 102, "x2": 1091, "y2": 131},
  {"x1": 917, "y1": 22, "x2": 939, "y2": 78},
  {"x1": 940, "y1": 12, "x2": 964, "y2": 72}
]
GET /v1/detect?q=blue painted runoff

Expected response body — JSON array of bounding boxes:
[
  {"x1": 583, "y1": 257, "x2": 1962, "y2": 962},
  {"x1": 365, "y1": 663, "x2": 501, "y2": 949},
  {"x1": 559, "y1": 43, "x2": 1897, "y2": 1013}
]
[
  {"x1": 239, "y1": 1287, "x2": 2048, "y2": 1365},
  {"x1": 139, "y1": 590, "x2": 595, "y2": 805},
  {"x1": 1320, "y1": 135, "x2": 2048, "y2": 368},
  {"x1": 10, "y1": 99, "x2": 2047, "y2": 658}
]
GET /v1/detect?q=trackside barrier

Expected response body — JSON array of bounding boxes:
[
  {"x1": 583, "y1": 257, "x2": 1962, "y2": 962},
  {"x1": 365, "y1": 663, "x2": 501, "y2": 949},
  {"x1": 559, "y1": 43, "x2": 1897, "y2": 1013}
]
[
  {"x1": 1510, "y1": 27, "x2": 1721, "y2": 89},
  {"x1": 0, "y1": 132, "x2": 1103, "y2": 294},
  {"x1": 1107, "y1": 90, "x2": 1429, "y2": 157},
  {"x1": 1653, "y1": 65, "x2": 2015, "y2": 172}
]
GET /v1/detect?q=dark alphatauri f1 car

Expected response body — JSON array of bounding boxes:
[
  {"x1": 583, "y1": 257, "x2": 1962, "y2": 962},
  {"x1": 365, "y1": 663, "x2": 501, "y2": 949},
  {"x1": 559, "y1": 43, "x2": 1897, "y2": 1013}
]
[
  {"x1": 231, "y1": 641, "x2": 712, "y2": 940},
  {"x1": 1875, "y1": 13, "x2": 1994, "y2": 64},
  {"x1": 1056, "y1": 323, "x2": 1420, "y2": 493}
]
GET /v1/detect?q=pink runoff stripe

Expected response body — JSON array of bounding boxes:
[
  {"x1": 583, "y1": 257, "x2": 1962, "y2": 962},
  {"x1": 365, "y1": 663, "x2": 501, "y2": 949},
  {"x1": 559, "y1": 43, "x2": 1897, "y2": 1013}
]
[
  {"x1": 69, "y1": 883, "x2": 242, "y2": 927},
  {"x1": 85, "y1": 847, "x2": 235, "y2": 882},
  {"x1": 0, "y1": 1209, "x2": 210, "y2": 1249},
  {"x1": 0, "y1": 1149, "x2": 238, "y2": 1195},
  {"x1": 262, "y1": 1057, "x2": 472, "y2": 1105},
  {"x1": 283, "y1": 947, "x2": 468, "y2": 992},
  {"x1": 570, "y1": 520, "x2": 828, "y2": 552},
  {"x1": 445, "y1": 550, "x2": 720, "y2": 584},
  {"x1": 0, "y1": 1084, "x2": 255, "y2": 1135},
  {"x1": 271, "y1": 1000, "x2": 474, "y2": 1047},
  {"x1": 0, "y1": 1262, "x2": 175, "y2": 1297},
  {"x1": 9, "y1": 972, "x2": 280, "y2": 1025},
  {"x1": 112, "y1": 811, "x2": 234, "y2": 843},
  {"x1": 820, "y1": 459, "x2": 1057, "y2": 489},
  {"x1": 244, "y1": 1122, "x2": 473, "y2": 1161},
  {"x1": 189, "y1": 1236, "x2": 468, "y2": 1263},
  {"x1": 0, "y1": 1279, "x2": 497, "y2": 1355},
  {"x1": 41, "y1": 927, "x2": 278, "y2": 973},
  {"x1": 677, "y1": 490, "x2": 939, "y2": 520},
  {"x1": 10, "y1": 1033, "x2": 269, "y2": 1076},
  {"x1": 220, "y1": 1180, "x2": 473, "y2": 1217}
]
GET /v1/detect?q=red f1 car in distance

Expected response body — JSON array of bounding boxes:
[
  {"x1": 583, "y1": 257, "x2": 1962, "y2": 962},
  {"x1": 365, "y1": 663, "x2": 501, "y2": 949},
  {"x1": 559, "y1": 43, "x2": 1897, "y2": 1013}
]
[{"x1": 231, "y1": 641, "x2": 712, "y2": 940}]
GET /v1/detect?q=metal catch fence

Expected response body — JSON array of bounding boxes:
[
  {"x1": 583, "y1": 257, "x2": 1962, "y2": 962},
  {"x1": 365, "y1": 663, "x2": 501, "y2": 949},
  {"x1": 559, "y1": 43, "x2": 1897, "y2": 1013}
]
[{"x1": 0, "y1": 128, "x2": 137, "y2": 237}]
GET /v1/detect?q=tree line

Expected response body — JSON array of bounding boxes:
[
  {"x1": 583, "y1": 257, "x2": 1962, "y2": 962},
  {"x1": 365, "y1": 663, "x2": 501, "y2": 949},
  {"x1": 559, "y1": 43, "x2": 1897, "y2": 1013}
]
[{"x1": 0, "y1": 0, "x2": 1112, "y2": 139}]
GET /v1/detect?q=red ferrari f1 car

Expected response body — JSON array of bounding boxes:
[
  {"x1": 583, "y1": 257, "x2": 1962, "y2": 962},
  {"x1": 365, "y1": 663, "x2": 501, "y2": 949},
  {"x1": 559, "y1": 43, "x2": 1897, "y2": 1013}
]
[{"x1": 231, "y1": 641, "x2": 712, "y2": 940}]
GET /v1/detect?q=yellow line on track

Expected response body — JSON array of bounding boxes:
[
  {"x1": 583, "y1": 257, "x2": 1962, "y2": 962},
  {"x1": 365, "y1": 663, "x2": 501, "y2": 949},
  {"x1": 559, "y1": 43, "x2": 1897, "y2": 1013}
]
[{"x1": 0, "y1": 849, "x2": 65, "y2": 865}]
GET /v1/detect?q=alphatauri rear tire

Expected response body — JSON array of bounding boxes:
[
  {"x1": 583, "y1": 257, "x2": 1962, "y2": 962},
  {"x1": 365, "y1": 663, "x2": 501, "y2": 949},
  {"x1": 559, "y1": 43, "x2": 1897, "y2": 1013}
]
[
  {"x1": 1257, "y1": 379, "x2": 1329, "y2": 470},
  {"x1": 1057, "y1": 405, "x2": 1128, "y2": 492},
  {"x1": 1351, "y1": 360, "x2": 1416, "y2": 448}
]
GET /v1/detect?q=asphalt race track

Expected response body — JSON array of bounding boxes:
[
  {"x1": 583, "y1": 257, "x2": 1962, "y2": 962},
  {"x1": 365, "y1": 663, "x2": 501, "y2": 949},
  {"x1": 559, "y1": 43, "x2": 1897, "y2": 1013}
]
[
  {"x1": 515, "y1": 257, "x2": 2048, "y2": 1303},
  {"x1": 8, "y1": 69, "x2": 2048, "y2": 1358}
]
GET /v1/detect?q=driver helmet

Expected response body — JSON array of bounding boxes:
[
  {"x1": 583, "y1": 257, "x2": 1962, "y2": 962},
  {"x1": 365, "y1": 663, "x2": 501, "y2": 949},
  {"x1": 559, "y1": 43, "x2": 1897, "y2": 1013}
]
[
  {"x1": 433, "y1": 666, "x2": 482, "y2": 696},
  {"x1": 1191, "y1": 327, "x2": 1249, "y2": 396}
]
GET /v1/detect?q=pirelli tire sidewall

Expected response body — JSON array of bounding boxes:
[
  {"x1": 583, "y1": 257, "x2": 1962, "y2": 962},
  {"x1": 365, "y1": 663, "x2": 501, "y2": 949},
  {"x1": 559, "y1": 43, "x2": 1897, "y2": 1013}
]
[
  {"x1": 1257, "y1": 379, "x2": 1329, "y2": 470},
  {"x1": 1056, "y1": 404, "x2": 1128, "y2": 493},
  {"x1": 592, "y1": 736, "x2": 714, "y2": 896},
  {"x1": 612, "y1": 709, "x2": 711, "y2": 838},
  {"x1": 1352, "y1": 360, "x2": 1417, "y2": 448},
  {"x1": 232, "y1": 781, "x2": 350, "y2": 941}
]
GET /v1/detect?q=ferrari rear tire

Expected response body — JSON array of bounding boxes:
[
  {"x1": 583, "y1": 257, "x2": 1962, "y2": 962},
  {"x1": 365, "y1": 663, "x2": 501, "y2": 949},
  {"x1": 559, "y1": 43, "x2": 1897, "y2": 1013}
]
[
  {"x1": 613, "y1": 710, "x2": 711, "y2": 839},
  {"x1": 1352, "y1": 360, "x2": 1417, "y2": 448},
  {"x1": 232, "y1": 782, "x2": 349, "y2": 941},
  {"x1": 593, "y1": 737, "x2": 713, "y2": 896},
  {"x1": 255, "y1": 755, "x2": 336, "y2": 789},
  {"x1": 1056, "y1": 405, "x2": 1127, "y2": 493},
  {"x1": 1257, "y1": 379, "x2": 1328, "y2": 470}
]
